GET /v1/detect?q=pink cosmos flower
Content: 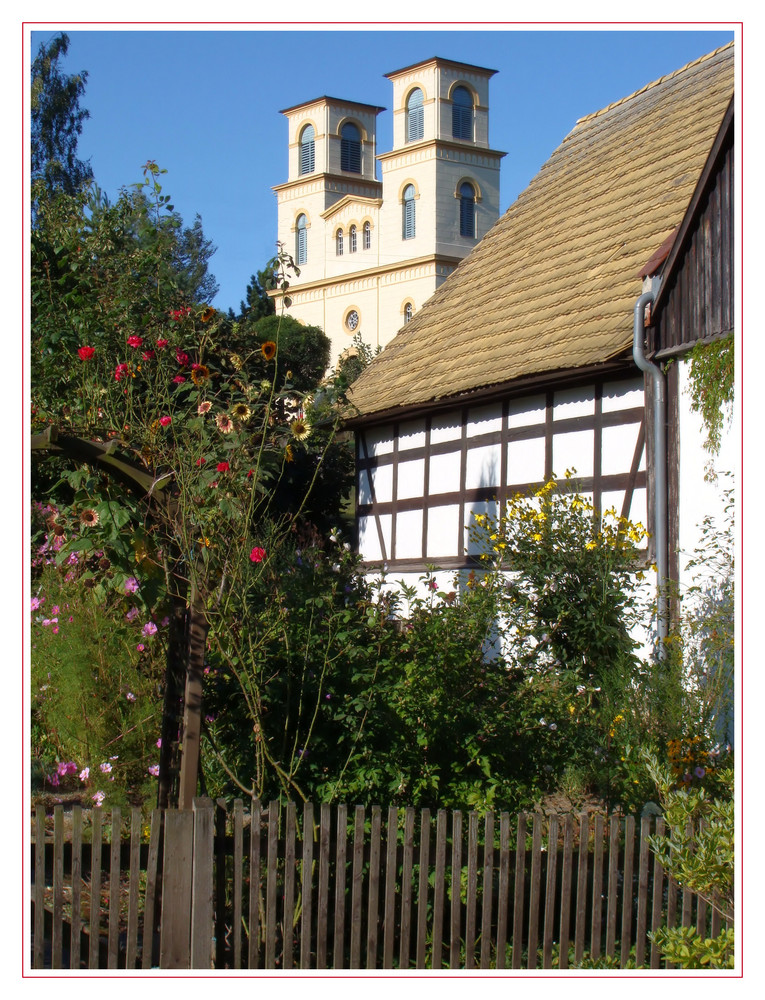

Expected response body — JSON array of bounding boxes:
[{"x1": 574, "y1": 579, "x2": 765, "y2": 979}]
[
  {"x1": 79, "y1": 767, "x2": 89, "y2": 782},
  {"x1": 126, "y1": 606, "x2": 139, "y2": 621},
  {"x1": 159, "y1": 416, "x2": 172, "y2": 427},
  {"x1": 148, "y1": 764, "x2": 160, "y2": 777},
  {"x1": 125, "y1": 577, "x2": 139, "y2": 594},
  {"x1": 136, "y1": 643, "x2": 145, "y2": 652},
  {"x1": 100, "y1": 762, "x2": 112, "y2": 774},
  {"x1": 250, "y1": 547, "x2": 266, "y2": 564},
  {"x1": 126, "y1": 692, "x2": 136, "y2": 702},
  {"x1": 31, "y1": 596, "x2": 43, "y2": 611},
  {"x1": 142, "y1": 622, "x2": 158, "y2": 637},
  {"x1": 172, "y1": 375, "x2": 186, "y2": 384},
  {"x1": 92, "y1": 791, "x2": 105, "y2": 806}
]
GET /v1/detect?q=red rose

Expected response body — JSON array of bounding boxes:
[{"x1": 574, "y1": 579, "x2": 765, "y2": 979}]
[
  {"x1": 159, "y1": 416, "x2": 172, "y2": 427},
  {"x1": 77, "y1": 346, "x2": 95, "y2": 360},
  {"x1": 216, "y1": 461, "x2": 230, "y2": 472},
  {"x1": 176, "y1": 350, "x2": 189, "y2": 366},
  {"x1": 250, "y1": 547, "x2": 266, "y2": 563},
  {"x1": 156, "y1": 339, "x2": 169, "y2": 349},
  {"x1": 127, "y1": 335, "x2": 144, "y2": 348},
  {"x1": 114, "y1": 363, "x2": 129, "y2": 381}
]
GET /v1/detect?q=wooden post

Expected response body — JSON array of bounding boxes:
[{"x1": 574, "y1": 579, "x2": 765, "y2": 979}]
[
  {"x1": 190, "y1": 798, "x2": 215, "y2": 969},
  {"x1": 160, "y1": 810, "x2": 194, "y2": 968},
  {"x1": 178, "y1": 584, "x2": 209, "y2": 810}
]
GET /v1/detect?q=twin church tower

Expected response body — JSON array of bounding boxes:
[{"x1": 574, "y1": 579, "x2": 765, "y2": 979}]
[{"x1": 272, "y1": 57, "x2": 505, "y2": 362}]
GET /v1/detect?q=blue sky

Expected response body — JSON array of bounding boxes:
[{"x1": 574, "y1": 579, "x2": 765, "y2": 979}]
[{"x1": 29, "y1": 25, "x2": 734, "y2": 315}]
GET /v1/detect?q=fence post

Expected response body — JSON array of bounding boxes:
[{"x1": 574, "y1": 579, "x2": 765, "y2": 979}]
[
  {"x1": 159, "y1": 809, "x2": 194, "y2": 968},
  {"x1": 191, "y1": 798, "x2": 215, "y2": 969}
]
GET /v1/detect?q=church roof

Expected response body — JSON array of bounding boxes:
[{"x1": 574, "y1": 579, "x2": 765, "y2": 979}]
[{"x1": 347, "y1": 43, "x2": 734, "y2": 421}]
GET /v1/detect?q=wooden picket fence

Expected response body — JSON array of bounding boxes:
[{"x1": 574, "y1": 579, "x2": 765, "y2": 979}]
[{"x1": 30, "y1": 797, "x2": 726, "y2": 970}]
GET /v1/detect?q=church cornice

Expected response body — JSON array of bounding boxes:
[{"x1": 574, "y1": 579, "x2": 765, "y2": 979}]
[
  {"x1": 377, "y1": 140, "x2": 506, "y2": 165},
  {"x1": 320, "y1": 195, "x2": 384, "y2": 221},
  {"x1": 267, "y1": 253, "x2": 463, "y2": 298},
  {"x1": 273, "y1": 173, "x2": 383, "y2": 196}
]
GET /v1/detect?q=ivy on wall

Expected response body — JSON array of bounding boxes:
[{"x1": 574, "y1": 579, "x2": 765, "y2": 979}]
[{"x1": 685, "y1": 335, "x2": 734, "y2": 455}]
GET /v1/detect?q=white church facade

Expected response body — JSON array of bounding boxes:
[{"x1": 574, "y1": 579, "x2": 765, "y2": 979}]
[{"x1": 271, "y1": 57, "x2": 505, "y2": 362}]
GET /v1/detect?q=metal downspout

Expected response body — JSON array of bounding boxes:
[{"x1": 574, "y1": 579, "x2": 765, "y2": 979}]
[{"x1": 632, "y1": 290, "x2": 668, "y2": 652}]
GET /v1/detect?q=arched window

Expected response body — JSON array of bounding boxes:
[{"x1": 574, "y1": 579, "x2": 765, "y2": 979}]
[
  {"x1": 299, "y1": 124, "x2": 315, "y2": 175},
  {"x1": 404, "y1": 302, "x2": 414, "y2": 324},
  {"x1": 363, "y1": 221, "x2": 371, "y2": 250},
  {"x1": 459, "y1": 182, "x2": 476, "y2": 238},
  {"x1": 452, "y1": 86, "x2": 473, "y2": 140},
  {"x1": 296, "y1": 214, "x2": 307, "y2": 265},
  {"x1": 336, "y1": 228, "x2": 344, "y2": 256},
  {"x1": 341, "y1": 122, "x2": 361, "y2": 173},
  {"x1": 406, "y1": 88, "x2": 424, "y2": 143},
  {"x1": 349, "y1": 224, "x2": 357, "y2": 253},
  {"x1": 402, "y1": 185, "x2": 416, "y2": 240}
]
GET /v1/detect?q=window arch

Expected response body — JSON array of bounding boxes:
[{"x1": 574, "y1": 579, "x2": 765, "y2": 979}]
[
  {"x1": 452, "y1": 86, "x2": 473, "y2": 140},
  {"x1": 336, "y1": 228, "x2": 344, "y2": 256},
  {"x1": 406, "y1": 88, "x2": 424, "y2": 143},
  {"x1": 299, "y1": 124, "x2": 315, "y2": 175},
  {"x1": 296, "y1": 213, "x2": 307, "y2": 265},
  {"x1": 340, "y1": 122, "x2": 361, "y2": 173},
  {"x1": 459, "y1": 182, "x2": 476, "y2": 238},
  {"x1": 402, "y1": 184, "x2": 416, "y2": 240},
  {"x1": 404, "y1": 301, "x2": 414, "y2": 324},
  {"x1": 349, "y1": 224, "x2": 357, "y2": 253},
  {"x1": 363, "y1": 221, "x2": 371, "y2": 250}
]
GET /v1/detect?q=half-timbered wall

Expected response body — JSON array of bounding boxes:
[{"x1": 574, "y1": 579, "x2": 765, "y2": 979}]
[{"x1": 356, "y1": 376, "x2": 647, "y2": 585}]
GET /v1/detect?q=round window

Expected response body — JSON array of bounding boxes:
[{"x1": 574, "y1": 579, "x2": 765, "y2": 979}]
[{"x1": 345, "y1": 309, "x2": 360, "y2": 332}]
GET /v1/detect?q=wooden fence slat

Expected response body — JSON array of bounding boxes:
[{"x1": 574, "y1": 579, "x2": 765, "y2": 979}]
[
  {"x1": 399, "y1": 806, "x2": 415, "y2": 970},
  {"x1": 301, "y1": 802, "x2": 315, "y2": 970},
  {"x1": 191, "y1": 798, "x2": 214, "y2": 970},
  {"x1": 558, "y1": 814, "x2": 574, "y2": 969},
  {"x1": 542, "y1": 814, "x2": 559, "y2": 969},
  {"x1": 316, "y1": 802, "x2": 331, "y2": 969},
  {"x1": 605, "y1": 815, "x2": 620, "y2": 958},
  {"x1": 464, "y1": 811, "x2": 479, "y2": 970},
  {"x1": 52, "y1": 805, "x2": 63, "y2": 969},
  {"x1": 366, "y1": 805, "x2": 382, "y2": 969},
  {"x1": 495, "y1": 812, "x2": 511, "y2": 970},
  {"x1": 160, "y1": 809, "x2": 194, "y2": 969},
  {"x1": 333, "y1": 803, "x2": 347, "y2": 969},
  {"x1": 431, "y1": 809, "x2": 447, "y2": 971},
  {"x1": 248, "y1": 799, "x2": 262, "y2": 970},
  {"x1": 574, "y1": 813, "x2": 589, "y2": 966},
  {"x1": 511, "y1": 812, "x2": 527, "y2": 970},
  {"x1": 141, "y1": 808, "x2": 162, "y2": 969},
  {"x1": 650, "y1": 817, "x2": 665, "y2": 969},
  {"x1": 620, "y1": 816, "x2": 635, "y2": 969},
  {"x1": 416, "y1": 808, "x2": 431, "y2": 969},
  {"x1": 283, "y1": 802, "x2": 297, "y2": 970},
  {"x1": 89, "y1": 808, "x2": 103, "y2": 970},
  {"x1": 69, "y1": 806, "x2": 83, "y2": 970},
  {"x1": 107, "y1": 806, "x2": 121, "y2": 968},
  {"x1": 382, "y1": 806, "x2": 398, "y2": 969},
  {"x1": 214, "y1": 799, "x2": 227, "y2": 969},
  {"x1": 33, "y1": 807, "x2": 45, "y2": 969},
  {"x1": 710, "y1": 894, "x2": 722, "y2": 938},
  {"x1": 449, "y1": 810, "x2": 463, "y2": 969},
  {"x1": 526, "y1": 813, "x2": 543, "y2": 969},
  {"x1": 232, "y1": 799, "x2": 244, "y2": 969},
  {"x1": 590, "y1": 814, "x2": 604, "y2": 961},
  {"x1": 635, "y1": 815, "x2": 651, "y2": 968},
  {"x1": 350, "y1": 805, "x2": 365, "y2": 969},
  {"x1": 265, "y1": 801, "x2": 278, "y2": 970},
  {"x1": 126, "y1": 808, "x2": 141, "y2": 969},
  {"x1": 480, "y1": 811, "x2": 495, "y2": 970}
]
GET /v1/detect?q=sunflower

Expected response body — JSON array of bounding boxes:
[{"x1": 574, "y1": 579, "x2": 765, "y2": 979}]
[
  {"x1": 231, "y1": 402, "x2": 251, "y2": 422},
  {"x1": 80, "y1": 509, "x2": 100, "y2": 527},
  {"x1": 216, "y1": 413, "x2": 234, "y2": 434},
  {"x1": 197, "y1": 400, "x2": 212, "y2": 415},
  {"x1": 261, "y1": 341, "x2": 277, "y2": 361},
  {"x1": 290, "y1": 418, "x2": 310, "y2": 442},
  {"x1": 201, "y1": 307, "x2": 215, "y2": 323},
  {"x1": 284, "y1": 444, "x2": 294, "y2": 463},
  {"x1": 191, "y1": 364, "x2": 210, "y2": 386}
]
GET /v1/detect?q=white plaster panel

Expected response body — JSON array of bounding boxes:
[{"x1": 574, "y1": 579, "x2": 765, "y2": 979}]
[
  {"x1": 602, "y1": 378, "x2": 644, "y2": 412},
  {"x1": 552, "y1": 429, "x2": 594, "y2": 479},
  {"x1": 553, "y1": 386, "x2": 595, "y2": 419},
  {"x1": 599, "y1": 489, "x2": 626, "y2": 518},
  {"x1": 507, "y1": 394, "x2": 546, "y2": 428},
  {"x1": 465, "y1": 443, "x2": 501, "y2": 490},
  {"x1": 506, "y1": 435, "x2": 546, "y2": 485},
  {"x1": 358, "y1": 513, "x2": 392, "y2": 562},
  {"x1": 601, "y1": 422, "x2": 641, "y2": 477},
  {"x1": 394, "y1": 509, "x2": 423, "y2": 559},
  {"x1": 370, "y1": 463, "x2": 393, "y2": 503},
  {"x1": 398, "y1": 418, "x2": 427, "y2": 451},
  {"x1": 364, "y1": 426, "x2": 395, "y2": 456},
  {"x1": 464, "y1": 500, "x2": 500, "y2": 556},
  {"x1": 397, "y1": 458, "x2": 426, "y2": 500},
  {"x1": 357, "y1": 468, "x2": 373, "y2": 506},
  {"x1": 430, "y1": 412, "x2": 462, "y2": 444},
  {"x1": 429, "y1": 451, "x2": 460, "y2": 494},
  {"x1": 427, "y1": 504, "x2": 460, "y2": 557},
  {"x1": 466, "y1": 402, "x2": 503, "y2": 438}
]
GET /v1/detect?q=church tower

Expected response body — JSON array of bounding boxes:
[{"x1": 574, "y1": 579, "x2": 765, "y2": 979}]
[{"x1": 272, "y1": 58, "x2": 505, "y2": 362}]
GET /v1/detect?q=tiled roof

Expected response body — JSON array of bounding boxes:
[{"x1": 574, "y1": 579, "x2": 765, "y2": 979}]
[{"x1": 348, "y1": 43, "x2": 734, "y2": 420}]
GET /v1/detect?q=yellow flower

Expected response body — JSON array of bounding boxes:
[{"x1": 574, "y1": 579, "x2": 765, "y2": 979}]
[
  {"x1": 261, "y1": 341, "x2": 277, "y2": 361},
  {"x1": 285, "y1": 444, "x2": 294, "y2": 463},
  {"x1": 532, "y1": 533, "x2": 542, "y2": 542},
  {"x1": 231, "y1": 402, "x2": 251, "y2": 422},
  {"x1": 290, "y1": 417, "x2": 310, "y2": 441},
  {"x1": 191, "y1": 364, "x2": 210, "y2": 386},
  {"x1": 201, "y1": 307, "x2": 215, "y2": 322}
]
